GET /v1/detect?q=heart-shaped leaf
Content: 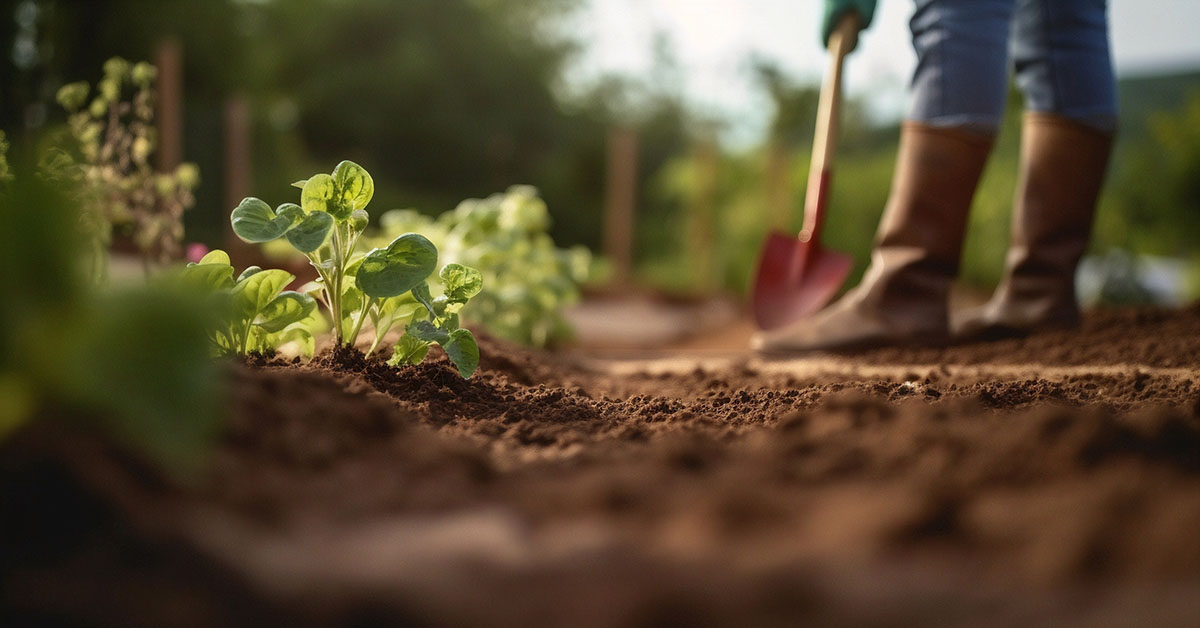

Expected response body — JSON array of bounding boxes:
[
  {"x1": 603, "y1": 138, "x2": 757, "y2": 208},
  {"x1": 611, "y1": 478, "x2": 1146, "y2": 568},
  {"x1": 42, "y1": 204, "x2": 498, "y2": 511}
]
[
  {"x1": 285, "y1": 210, "x2": 334, "y2": 253},
  {"x1": 256, "y1": 291, "x2": 316, "y2": 333},
  {"x1": 232, "y1": 268, "x2": 293, "y2": 319},
  {"x1": 440, "y1": 263, "x2": 483, "y2": 303},
  {"x1": 181, "y1": 262, "x2": 233, "y2": 292},
  {"x1": 231, "y1": 198, "x2": 299, "y2": 242},
  {"x1": 301, "y1": 173, "x2": 337, "y2": 216},
  {"x1": 195, "y1": 249, "x2": 230, "y2": 266},
  {"x1": 357, "y1": 233, "x2": 438, "y2": 299},
  {"x1": 333, "y1": 160, "x2": 374, "y2": 212},
  {"x1": 443, "y1": 328, "x2": 479, "y2": 378}
]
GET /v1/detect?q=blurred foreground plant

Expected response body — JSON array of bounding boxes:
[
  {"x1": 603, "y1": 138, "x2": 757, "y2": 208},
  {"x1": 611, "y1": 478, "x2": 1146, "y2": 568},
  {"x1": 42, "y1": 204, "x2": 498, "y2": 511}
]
[
  {"x1": 0, "y1": 130, "x2": 12, "y2": 183},
  {"x1": 49, "y1": 57, "x2": 199, "y2": 278},
  {"x1": 0, "y1": 163, "x2": 221, "y2": 471}
]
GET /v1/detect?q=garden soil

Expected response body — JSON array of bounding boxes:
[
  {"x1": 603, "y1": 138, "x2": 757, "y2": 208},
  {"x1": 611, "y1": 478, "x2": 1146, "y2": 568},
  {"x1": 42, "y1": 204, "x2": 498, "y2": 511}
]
[{"x1": 3, "y1": 307, "x2": 1200, "y2": 627}]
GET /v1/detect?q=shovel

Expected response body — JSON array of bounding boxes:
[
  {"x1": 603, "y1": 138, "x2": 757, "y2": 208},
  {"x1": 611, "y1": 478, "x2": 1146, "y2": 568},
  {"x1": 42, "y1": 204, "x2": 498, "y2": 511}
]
[{"x1": 752, "y1": 13, "x2": 860, "y2": 330}]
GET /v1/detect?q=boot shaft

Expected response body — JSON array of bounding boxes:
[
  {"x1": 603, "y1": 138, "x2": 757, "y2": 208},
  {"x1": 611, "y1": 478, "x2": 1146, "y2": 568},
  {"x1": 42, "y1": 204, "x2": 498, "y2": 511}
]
[
  {"x1": 1000, "y1": 113, "x2": 1115, "y2": 314},
  {"x1": 861, "y1": 123, "x2": 995, "y2": 312}
]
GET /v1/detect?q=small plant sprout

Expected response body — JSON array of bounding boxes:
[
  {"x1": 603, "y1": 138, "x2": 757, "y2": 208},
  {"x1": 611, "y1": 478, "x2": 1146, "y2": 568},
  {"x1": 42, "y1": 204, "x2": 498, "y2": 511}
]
[
  {"x1": 231, "y1": 161, "x2": 438, "y2": 347},
  {"x1": 386, "y1": 263, "x2": 483, "y2": 378},
  {"x1": 182, "y1": 249, "x2": 320, "y2": 358}
]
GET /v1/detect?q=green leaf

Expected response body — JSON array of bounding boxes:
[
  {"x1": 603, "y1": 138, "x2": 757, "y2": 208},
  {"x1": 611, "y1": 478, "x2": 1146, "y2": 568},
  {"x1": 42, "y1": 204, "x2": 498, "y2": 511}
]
[
  {"x1": 274, "y1": 326, "x2": 315, "y2": 360},
  {"x1": 379, "y1": 292, "x2": 424, "y2": 321},
  {"x1": 349, "y1": 209, "x2": 369, "y2": 232},
  {"x1": 291, "y1": 178, "x2": 308, "y2": 190},
  {"x1": 256, "y1": 291, "x2": 316, "y2": 333},
  {"x1": 341, "y1": 283, "x2": 366, "y2": 323},
  {"x1": 231, "y1": 197, "x2": 298, "y2": 243},
  {"x1": 196, "y1": 249, "x2": 230, "y2": 266},
  {"x1": 388, "y1": 333, "x2": 429, "y2": 367},
  {"x1": 411, "y1": 281, "x2": 436, "y2": 317},
  {"x1": 285, "y1": 210, "x2": 334, "y2": 253},
  {"x1": 232, "y1": 268, "x2": 293, "y2": 319},
  {"x1": 301, "y1": 173, "x2": 337, "y2": 217},
  {"x1": 237, "y1": 265, "x2": 263, "y2": 282},
  {"x1": 440, "y1": 263, "x2": 483, "y2": 303},
  {"x1": 332, "y1": 160, "x2": 374, "y2": 212},
  {"x1": 406, "y1": 320, "x2": 449, "y2": 344},
  {"x1": 181, "y1": 263, "x2": 234, "y2": 292},
  {"x1": 443, "y1": 328, "x2": 480, "y2": 378},
  {"x1": 357, "y1": 233, "x2": 438, "y2": 298}
]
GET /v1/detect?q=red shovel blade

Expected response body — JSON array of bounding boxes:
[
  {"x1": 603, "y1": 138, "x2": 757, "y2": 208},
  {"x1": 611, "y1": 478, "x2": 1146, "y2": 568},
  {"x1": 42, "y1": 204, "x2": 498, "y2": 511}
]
[{"x1": 752, "y1": 231, "x2": 854, "y2": 330}]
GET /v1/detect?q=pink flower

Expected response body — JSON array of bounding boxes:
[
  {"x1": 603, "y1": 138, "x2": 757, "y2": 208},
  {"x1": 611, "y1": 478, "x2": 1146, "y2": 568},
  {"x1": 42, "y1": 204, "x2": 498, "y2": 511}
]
[{"x1": 186, "y1": 242, "x2": 210, "y2": 263}]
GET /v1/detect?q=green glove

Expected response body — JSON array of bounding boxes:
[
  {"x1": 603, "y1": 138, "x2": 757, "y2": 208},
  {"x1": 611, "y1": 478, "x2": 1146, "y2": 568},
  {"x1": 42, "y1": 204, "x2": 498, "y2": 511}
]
[{"x1": 821, "y1": 0, "x2": 876, "y2": 50}]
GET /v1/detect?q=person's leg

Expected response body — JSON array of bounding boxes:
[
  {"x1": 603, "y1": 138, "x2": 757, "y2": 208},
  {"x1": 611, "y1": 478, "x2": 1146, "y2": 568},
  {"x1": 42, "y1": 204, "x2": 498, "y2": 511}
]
[
  {"x1": 755, "y1": 0, "x2": 1009, "y2": 353},
  {"x1": 956, "y1": 0, "x2": 1116, "y2": 338}
]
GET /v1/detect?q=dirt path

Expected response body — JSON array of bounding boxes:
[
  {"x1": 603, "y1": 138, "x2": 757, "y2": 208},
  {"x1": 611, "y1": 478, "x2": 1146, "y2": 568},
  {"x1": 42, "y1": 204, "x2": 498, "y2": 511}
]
[{"x1": 3, "y1": 307, "x2": 1198, "y2": 627}]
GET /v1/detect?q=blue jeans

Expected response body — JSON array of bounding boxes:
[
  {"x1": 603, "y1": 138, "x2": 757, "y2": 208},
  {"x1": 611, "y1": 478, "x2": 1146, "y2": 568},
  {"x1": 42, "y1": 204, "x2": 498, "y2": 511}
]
[{"x1": 908, "y1": 0, "x2": 1117, "y2": 132}]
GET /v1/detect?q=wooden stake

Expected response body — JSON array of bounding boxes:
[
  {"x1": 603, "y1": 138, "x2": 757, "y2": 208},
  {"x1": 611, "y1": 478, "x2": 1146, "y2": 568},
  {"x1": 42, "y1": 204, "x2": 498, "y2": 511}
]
[
  {"x1": 603, "y1": 127, "x2": 638, "y2": 286},
  {"x1": 223, "y1": 95, "x2": 252, "y2": 254},
  {"x1": 689, "y1": 137, "x2": 718, "y2": 292},
  {"x1": 154, "y1": 38, "x2": 183, "y2": 172}
]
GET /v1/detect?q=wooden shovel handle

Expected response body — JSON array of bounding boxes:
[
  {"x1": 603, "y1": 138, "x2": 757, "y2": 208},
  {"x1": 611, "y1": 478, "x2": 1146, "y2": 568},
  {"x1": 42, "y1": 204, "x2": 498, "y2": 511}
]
[{"x1": 800, "y1": 13, "x2": 860, "y2": 243}]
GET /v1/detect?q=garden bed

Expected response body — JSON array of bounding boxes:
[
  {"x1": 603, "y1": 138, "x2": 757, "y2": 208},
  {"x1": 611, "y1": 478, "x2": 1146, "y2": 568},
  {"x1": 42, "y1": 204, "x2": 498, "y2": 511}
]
[{"x1": 3, "y1": 307, "x2": 1199, "y2": 627}]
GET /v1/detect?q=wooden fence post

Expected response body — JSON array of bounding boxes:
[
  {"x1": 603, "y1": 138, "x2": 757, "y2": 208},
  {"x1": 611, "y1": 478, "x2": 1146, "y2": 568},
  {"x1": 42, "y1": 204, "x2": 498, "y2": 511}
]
[
  {"x1": 154, "y1": 38, "x2": 183, "y2": 173},
  {"x1": 603, "y1": 127, "x2": 638, "y2": 287},
  {"x1": 689, "y1": 137, "x2": 719, "y2": 292},
  {"x1": 223, "y1": 95, "x2": 252, "y2": 254}
]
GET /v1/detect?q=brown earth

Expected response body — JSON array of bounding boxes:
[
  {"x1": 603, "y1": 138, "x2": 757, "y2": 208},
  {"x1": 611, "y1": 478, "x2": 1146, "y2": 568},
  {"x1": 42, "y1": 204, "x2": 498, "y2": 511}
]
[{"x1": 3, "y1": 307, "x2": 1200, "y2": 627}]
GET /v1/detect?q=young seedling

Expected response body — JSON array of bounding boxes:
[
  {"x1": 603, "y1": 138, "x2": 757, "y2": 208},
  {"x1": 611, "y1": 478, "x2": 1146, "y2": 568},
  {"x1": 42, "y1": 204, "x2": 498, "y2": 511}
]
[
  {"x1": 230, "y1": 161, "x2": 437, "y2": 347},
  {"x1": 182, "y1": 249, "x2": 319, "y2": 357},
  {"x1": 387, "y1": 263, "x2": 483, "y2": 378}
]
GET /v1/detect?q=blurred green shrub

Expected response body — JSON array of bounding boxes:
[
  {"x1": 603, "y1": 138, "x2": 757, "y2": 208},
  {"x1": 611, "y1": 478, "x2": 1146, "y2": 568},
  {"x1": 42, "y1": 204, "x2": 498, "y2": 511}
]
[
  {"x1": 46, "y1": 57, "x2": 199, "y2": 278},
  {"x1": 373, "y1": 186, "x2": 592, "y2": 347},
  {"x1": 0, "y1": 163, "x2": 221, "y2": 471},
  {"x1": 1094, "y1": 91, "x2": 1200, "y2": 267}
]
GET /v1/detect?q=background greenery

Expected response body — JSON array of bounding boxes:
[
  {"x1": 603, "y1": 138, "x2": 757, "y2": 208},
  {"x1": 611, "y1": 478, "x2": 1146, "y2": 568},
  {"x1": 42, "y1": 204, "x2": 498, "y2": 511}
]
[{"x1": 3, "y1": 0, "x2": 1197, "y2": 302}]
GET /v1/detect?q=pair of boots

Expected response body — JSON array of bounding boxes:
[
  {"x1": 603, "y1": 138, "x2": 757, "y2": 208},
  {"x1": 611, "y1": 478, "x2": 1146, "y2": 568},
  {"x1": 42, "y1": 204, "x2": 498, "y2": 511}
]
[{"x1": 755, "y1": 113, "x2": 1113, "y2": 353}]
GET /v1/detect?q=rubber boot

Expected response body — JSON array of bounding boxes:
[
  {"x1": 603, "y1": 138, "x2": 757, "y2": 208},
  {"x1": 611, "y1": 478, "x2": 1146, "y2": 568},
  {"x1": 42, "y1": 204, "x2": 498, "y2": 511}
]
[
  {"x1": 753, "y1": 123, "x2": 994, "y2": 354},
  {"x1": 955, "y1": 113, "x2": 1114, "y2": 340}
]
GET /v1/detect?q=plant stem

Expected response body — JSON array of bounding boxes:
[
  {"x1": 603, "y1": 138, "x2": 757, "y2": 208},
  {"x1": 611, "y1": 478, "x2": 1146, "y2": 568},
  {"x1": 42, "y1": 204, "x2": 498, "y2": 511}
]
[
  {"x1": 239, "y1": 323, "x2": 251, "y2": 355},
  {"x1": 329, "y1": 224, "x2": 346, "y2": 345},
  {"x1": 347, "y1": 297, "x2": 373, "y2": 349}
]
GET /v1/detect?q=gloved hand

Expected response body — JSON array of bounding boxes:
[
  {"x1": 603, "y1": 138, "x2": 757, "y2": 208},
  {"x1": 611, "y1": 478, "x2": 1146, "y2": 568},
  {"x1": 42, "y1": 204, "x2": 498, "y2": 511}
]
[{"x1": 821, "y1": 0, "x2": 876, "y2": 50}]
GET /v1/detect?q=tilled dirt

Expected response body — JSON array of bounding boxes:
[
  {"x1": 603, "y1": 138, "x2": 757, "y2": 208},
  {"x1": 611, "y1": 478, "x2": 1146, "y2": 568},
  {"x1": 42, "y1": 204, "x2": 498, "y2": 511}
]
[{"x1": 3, "y1": 307, "x2": 1200, "y2": 627}]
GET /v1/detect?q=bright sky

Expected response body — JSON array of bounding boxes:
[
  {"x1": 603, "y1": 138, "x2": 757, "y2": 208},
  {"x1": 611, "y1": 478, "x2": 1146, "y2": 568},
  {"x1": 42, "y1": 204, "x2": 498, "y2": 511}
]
[{"x1": 568, "y1": 0, "x2": 1200, "y2": 145}]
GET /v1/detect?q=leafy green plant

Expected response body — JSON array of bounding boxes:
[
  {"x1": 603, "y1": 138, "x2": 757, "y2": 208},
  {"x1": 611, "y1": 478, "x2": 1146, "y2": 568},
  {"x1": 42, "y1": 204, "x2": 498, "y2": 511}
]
[
  {"x1": 181, "y1": 249, "x2": 320, "y2": 358},
  {"x1": 385, "y1": 263, "x2": 483, "y2": 377},
  {"x1": 51, "y1": 57, "x2": 200, "y2": 277},
  {"x1": 231, "y1": 161, "x2": 436, "y2": 345},
  {"x1": 375, "y1": 186, "x2": 591, "y2": 347},
  {"x1": 231, "y1": 161, "x2": 483, "y2": 376}
]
